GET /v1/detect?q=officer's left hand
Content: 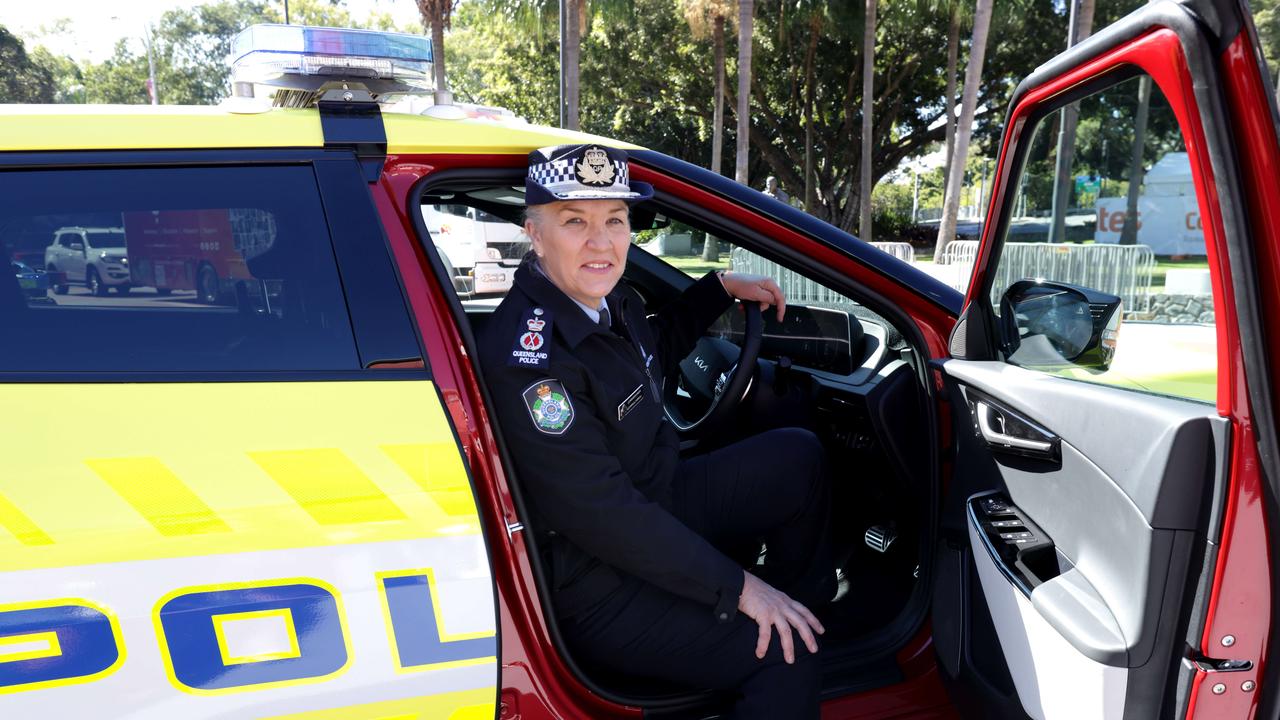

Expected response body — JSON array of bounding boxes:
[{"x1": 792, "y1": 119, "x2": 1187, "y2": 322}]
[{"x1": 720, "y1": 272, "x2": 786, "y2": 322}]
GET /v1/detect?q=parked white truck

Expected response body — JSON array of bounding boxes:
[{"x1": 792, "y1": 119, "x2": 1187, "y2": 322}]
[{"x1": 421, "y1": 204, "x2": 529, "y2": 296}]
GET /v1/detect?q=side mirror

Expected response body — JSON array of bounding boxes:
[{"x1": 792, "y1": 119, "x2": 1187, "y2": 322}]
[
  {"x1": 69, "y1": 242, "x2": 84, "y2": 253},
  {"x1": 999, "y1": 279, "x2": 1122, "y2": 371}
]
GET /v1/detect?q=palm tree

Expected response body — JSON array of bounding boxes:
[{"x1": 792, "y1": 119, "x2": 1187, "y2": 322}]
[
  {"x1": 679, "y1": 0, "x2": 735, "y2": 176},
  {"x1": 417, "y1": 0, "x2": 454, "y2": 93},
  {"x1": 943, "y1": 2, "x2": 961, "y2": 179},
  {"x1": 859, "y1": 0, "x2": 878, "y2": 241},
  {"x1": 680, "y1": 0, "x2": 735, "y2": 260},
  {"x1": 916, "y1": 0, "x2": 965, "y2": 183},
  {"x1": 934, "y1": 0, "x2": 994, "y2": 259},
  {"x1": 803, "y1": 10, "x2": 822, "y2": 211},
  {"x1": 1119, "y1": 75, "x2": 1152, "y2": 245},
  {"x1": 735, "y1": 0, "x2": 754, "y2": 185},
  {"x1": 1048, "y1": 0, "x2": 1096, "y2": 243},
  {"x1": 564, "y1": 0, "x2": 582, "y2": 128}
]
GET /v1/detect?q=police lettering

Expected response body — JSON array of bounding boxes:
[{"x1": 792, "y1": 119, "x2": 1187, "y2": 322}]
[{"x1": 0, "y1": 571, "x2": 494, "y2": 695}]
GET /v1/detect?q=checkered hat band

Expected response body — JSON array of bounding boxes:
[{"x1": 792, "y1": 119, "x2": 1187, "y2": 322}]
[
  {"x1": 528, "y1": 158, "x2": 576, "y2": 186},
  {"x1": 528, "y1": 159, "x2": 630, "y2": 190}
]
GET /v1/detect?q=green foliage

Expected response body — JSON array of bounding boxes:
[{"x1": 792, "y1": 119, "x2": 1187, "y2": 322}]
[
  {"x1": 870, "y1": 181, "x2": 916, "y2": 239},
  {"x1": 449, "y1": 1, "x2": 560, "y2": 123},
  {"x1": 22, "y1": 0, "x2": 409, "y2": 107},
  {"x1": 1256, "y1": 0, "x2": 1280, "y2": 86},
  {"x1": 1015, "y1": 74, "x2": 1184, "y2": 214},
  {"x1": 453, "y1": 0, "x2": 1082, "y2": 231},
  {"x1": 0, "y1": 26, "x2": 56, "y2": 103},
  {"x1": 75, "y1": 2, "x2": 270, "y2": 105}
]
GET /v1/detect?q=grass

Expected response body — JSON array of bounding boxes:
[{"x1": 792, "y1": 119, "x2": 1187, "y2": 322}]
[
  {"x1": 1150, "y1": 257, "x2": 1210, "y2": 292},
  {"x1": 662, "y1": 255, "x2": 731, "y2": 277}
]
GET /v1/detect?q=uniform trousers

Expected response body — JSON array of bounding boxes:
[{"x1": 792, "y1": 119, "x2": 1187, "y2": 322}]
[{"x1": 561, "y1": 427, "x2": 833, "y2": 719}]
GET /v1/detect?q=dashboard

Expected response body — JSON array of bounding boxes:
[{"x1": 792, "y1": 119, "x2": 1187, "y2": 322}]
[{"x1": 707, "y1": 304, "x2": 886, "y2": 381}]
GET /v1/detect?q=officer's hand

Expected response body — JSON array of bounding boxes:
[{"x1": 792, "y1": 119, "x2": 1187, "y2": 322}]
[
  {"x1": 720, "y1": 272, "x2": 787, "y2": 322},
  {"x1": 737, "y1": 570, "x2": 824, "y2": 664}
]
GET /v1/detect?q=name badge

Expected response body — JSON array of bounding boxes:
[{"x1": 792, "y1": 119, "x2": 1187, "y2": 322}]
[{"x1": 617, "y1": 385, "x2": 644, "y2": 421}]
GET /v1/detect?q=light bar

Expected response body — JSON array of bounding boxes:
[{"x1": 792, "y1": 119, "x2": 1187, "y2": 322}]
[{"x1": 229, "y1": 24, "x2": 434, "y2": 94}]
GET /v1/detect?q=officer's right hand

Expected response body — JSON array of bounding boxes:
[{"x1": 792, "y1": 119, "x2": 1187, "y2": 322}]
[{"x1": 737, "y1": 570, "x2": 825, "y2": 664}]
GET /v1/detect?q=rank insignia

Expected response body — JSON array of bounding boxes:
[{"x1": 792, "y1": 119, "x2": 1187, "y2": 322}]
[
  {"x1": 523, "y1": 379, "x2": 575, "y2": 435},
  {"x1": 509, "y1": 308, "x2": 553, "y2": 368},
  {"x1": 575, "y1": 146, "x2": 616, "y2": 187}
]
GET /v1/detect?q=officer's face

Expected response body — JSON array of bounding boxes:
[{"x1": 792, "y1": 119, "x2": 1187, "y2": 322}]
[{"x1": 526, "y1": 200, "x2": 630, "y2": 307}]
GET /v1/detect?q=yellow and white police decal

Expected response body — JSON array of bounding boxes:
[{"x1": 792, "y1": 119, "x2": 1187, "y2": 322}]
[
  {"x1": 523, "y1": 380, "x2": 575, "y2": 435},
  {"x1": 0, "y1": 382, "x2": 496, "y2": 719}
]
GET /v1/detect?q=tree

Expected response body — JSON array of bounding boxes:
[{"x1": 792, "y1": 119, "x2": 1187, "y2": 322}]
[
  {"x1": 802, "y1": 9, "x2": 821, "y2": 211},
  {"x1": 859, "y1": 0, "x2": 878, "y2": 240},
  {"x1": 1252, "y1": 0, "x2": 1280, "y2": 102},
  {"x1": 417, "y1": 0, "x2": 455, "y2": 92},
  {"x1": 735, "y1": 0, "x2": 754, "y2": 185},
  {"x1": 1119, "y1": 75, "x2": 1152, "y2": 245},
  {"x1": 1048, "y1": 0, "x2": 1096, "y2": 243},
  {"x1": 942, "y1": 1, "x2": 961, "y2": 180},
  {"x1": 0, "y1": 26, "x2": 56, "y2": 103},
  {"x1": 451, "y1": 0, "x2": 1071, "y2": 229},
  {"x1": 934, "y1": 0, "x2": 994, "y2": 258},
  {"x1": 681, "y1": 0, "x2": 735, "y2": 260},
  {"x1": 679, "y1": 0, "x2": 734, "y2": 175}
]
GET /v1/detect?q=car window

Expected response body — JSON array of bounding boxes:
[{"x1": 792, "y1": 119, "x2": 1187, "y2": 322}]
[
  {"x1": 982, "y1": 72, "x2": 1215, "y2": 404},
  {"x1": 85, "y1": 230, "x2": 127, "y2": 248},
  {"x1": 0, "y1": 165, "x2": 359, "y2": 373},
  {"x1": 422, "y1": 202, "x2": 530, "y2": 303}
]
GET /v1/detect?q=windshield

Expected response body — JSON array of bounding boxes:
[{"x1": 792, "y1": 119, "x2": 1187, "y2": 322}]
[{"x1": 87, "y1": 231, "x2": 126, "y2": 248}]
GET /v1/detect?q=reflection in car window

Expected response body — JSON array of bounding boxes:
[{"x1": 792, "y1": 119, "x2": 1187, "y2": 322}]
[
  {"x1": 0, "y1": 165, "x2": 359, "y2": 373},
  {"x1": 989, "y1": 73, "x2": 1216, "y2": 404},
  {"x1": 86, "y1": 230, "x2": 127, "y2": 248}
]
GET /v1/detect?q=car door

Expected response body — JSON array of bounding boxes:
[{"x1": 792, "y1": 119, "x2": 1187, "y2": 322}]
[
  {"x1": 63, "y1": 233, "x2": 87, "y2": 282},
  {"x1": 934, "y1": 1, "x2": 1279, "y2": 718}
]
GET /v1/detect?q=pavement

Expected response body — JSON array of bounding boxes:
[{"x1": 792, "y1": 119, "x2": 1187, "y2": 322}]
[{"x1": 1058, "y1": 321, "x2": 1216, "y2": 403}]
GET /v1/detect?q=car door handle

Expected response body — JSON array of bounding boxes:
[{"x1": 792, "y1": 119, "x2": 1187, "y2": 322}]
[{"x1": 973, "y1": 399, "x2": 1059, "y2": 460}]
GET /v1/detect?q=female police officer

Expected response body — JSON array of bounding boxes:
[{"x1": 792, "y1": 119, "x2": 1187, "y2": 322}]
[{"x1": 481, "y1": 144, "x2": 832, "y2": 718}]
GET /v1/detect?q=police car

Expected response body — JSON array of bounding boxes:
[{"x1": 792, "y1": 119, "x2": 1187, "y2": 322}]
[{"x1": 0, "y1": 0, "x2": 1276, "y2": 717}]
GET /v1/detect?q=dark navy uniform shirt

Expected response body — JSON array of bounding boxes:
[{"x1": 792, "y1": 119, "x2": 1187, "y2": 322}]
[{"x1": 480, "y1": 261, "x2": 743, "y2": 620}]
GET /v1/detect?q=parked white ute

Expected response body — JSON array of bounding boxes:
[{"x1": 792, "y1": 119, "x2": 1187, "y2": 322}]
[{"x1": 44, "y1": 226, "x2": 132, "y2": 296}]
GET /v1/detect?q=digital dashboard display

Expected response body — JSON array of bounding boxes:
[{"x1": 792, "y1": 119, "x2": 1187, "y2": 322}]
[{"x1": 710, "y1": 305, "x2": 857, "y2": 376}]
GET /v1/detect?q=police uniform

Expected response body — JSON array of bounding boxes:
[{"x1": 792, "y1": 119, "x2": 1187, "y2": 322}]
[{"x1": 480, "y1": 144, "x2": 832, "y2": 718}]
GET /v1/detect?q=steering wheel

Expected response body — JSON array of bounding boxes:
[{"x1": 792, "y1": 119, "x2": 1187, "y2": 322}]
[{"x1": 662, "y1": 302, "x2": 763, "y2": 436}]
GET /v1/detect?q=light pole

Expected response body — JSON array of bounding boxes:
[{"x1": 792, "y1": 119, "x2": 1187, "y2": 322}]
[
  {"x1": 558, "y1": 0, "x2": 567, "y2": 128},
  {"x1": 108, "y1": 16, "x2": 159, "y2": 105},
  {"x1": 143, "y1": 23, "x2": 159, "y2": 105}
]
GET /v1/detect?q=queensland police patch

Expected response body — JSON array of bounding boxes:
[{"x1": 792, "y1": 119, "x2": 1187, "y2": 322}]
[
  {"x1": 523, "y1": 379, "x2": 575, "y2": 435},
  {"x1": 509, "y1": 307, "x2": 553, "y2": 368}
]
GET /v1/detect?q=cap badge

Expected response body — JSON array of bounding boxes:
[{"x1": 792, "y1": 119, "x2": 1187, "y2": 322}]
[{"x1": 576, "y1": 147, "x2": 615, "y2": 187}]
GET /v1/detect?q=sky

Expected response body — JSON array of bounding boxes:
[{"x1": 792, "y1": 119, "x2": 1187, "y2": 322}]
[{"x1": 5, "y1": 0, "x2": 423, "y2": 62}]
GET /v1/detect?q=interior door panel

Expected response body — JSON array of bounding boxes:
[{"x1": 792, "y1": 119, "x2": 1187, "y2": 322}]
[{"x1": 939, "y1": 361, "x2": 1228, "y2": 719}]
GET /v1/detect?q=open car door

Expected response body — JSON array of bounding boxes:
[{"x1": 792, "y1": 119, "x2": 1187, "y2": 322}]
[{"x1": 933, "y1": 0, "x2": 1280, "y2": 718}]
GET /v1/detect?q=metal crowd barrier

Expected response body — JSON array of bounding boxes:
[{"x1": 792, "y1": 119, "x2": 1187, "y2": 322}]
[
  {"x1": 869, "y1": 242, "x2": 915, "y2": 263},
  {"x1": 941, "y1": 241, "x2": 1155, "y2": 312},
  {"x1": 732, "y1": 241, "x2": 1154, "y2": 315},
  {"x1": 730, "y1": 248, "x2": 854, "y2": 308}
]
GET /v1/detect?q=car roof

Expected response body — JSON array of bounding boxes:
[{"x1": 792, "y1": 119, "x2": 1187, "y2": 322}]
[{"x1": 0, "y1": 104, "x2": 641, "y2": 155}]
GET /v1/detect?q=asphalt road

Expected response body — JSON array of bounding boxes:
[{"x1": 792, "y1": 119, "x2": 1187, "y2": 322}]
[{"x1": 45, "y1": 285, "x2": 211, "y2": 309}]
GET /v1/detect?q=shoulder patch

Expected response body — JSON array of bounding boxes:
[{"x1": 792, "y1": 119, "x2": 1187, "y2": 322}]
[
  {"x1": 509, "y1": 307, "x2": 553, "y2": 369},
  {"x1": 523, "y1": 379, "x2": 575, "y2": 435}
]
